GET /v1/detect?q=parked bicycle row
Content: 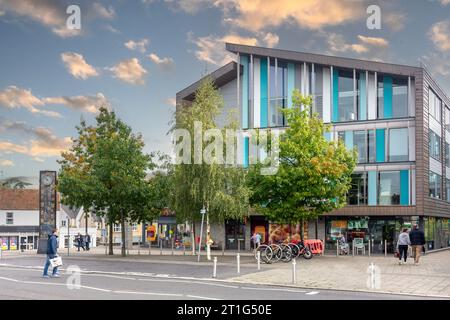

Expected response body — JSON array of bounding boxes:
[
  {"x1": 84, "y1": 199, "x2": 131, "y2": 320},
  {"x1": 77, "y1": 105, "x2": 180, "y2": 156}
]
[{"x1": 254, "y1": 242, "x2": 313, "y2": 264}]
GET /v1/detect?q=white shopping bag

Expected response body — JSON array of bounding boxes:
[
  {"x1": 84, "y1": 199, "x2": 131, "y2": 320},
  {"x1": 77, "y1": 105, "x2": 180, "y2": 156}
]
[{"x1": 49, "y1": 255, "x2": 63, "y2": 268}]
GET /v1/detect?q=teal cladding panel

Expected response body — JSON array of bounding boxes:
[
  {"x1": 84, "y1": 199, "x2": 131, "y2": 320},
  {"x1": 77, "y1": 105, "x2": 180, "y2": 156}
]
[
  {"x1": 376, "y1": 129, "x2": 385, "y2": 162},
  {"x1": 368, "y1": 171, "x2": 377, "y2": 205},
  {"x1": 324, "y1": 132, "x2": 332, "y2": 142},
  {"x1": 287, "y1": 63, "x2": 295, "y2": 108},
  {"x1": 345, "y1": 131, "x2": 353, "y2": 150},
  {"x1": 260, "y1": 58, "x2": 268, "y2": 127},
  {"x1": 332, "y1": 69, "x2": 339, "y2": 122},
  {"x1": 383, "y1": 76, "x2": 393, "y2": 119},
  {"x1": 243, "y1": 137, "x2": 249, "y2": 168},
  {"x1": 400, "y1": 170, "x2": 409, "y2": 205}
]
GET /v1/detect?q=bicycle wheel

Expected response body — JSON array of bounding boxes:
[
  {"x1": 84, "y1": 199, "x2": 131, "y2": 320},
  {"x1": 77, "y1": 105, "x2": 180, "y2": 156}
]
[
  {"x1": 280, "y1": 244, "x2": 292, "y2": 262},
  {"x1": 255, "y1": 245, "x2": 273, "y2": 264},
  {"x1": 302, "y1": 246, "x2": 313, "y2": 259},
  {"x1": 288, "y1": 243, "x2": 301, "y2": 258},
  {"x1": 270, "y1": 244, "x2": 282, "y2": 263}
]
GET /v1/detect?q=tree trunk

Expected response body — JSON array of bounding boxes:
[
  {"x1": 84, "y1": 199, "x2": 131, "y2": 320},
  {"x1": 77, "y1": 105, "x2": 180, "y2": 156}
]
[
  {"x1": 108, "y1": 220, "x2": 114, "y2": 255},
  {"x1": 300, "y1": 218, "x2": 304, "y2": 241},
  {"x1": 121, "y1": 212, "x2": 126, "y2": 257},
  {"x1": 191, "y1": 220, "x2": 195, "y2": 256}
]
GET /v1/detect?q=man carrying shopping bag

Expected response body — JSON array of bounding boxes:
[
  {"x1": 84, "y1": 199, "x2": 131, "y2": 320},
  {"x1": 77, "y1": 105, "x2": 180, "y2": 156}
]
[{"x1": 43, "y1": 228, "x2": 62, "y2": 278}]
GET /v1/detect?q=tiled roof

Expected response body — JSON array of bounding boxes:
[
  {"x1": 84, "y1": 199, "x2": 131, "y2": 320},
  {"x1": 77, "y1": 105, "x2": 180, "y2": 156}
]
[{"x1": 0, "y1": 189, "x2": 60, "y2": 210}]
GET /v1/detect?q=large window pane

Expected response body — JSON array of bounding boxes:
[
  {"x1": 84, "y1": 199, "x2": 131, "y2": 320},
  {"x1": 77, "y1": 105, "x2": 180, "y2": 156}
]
[
  {"x1": 368, "y1": 130, "x2": 376, "y2": 163},
  {"x1": 429, "y1": 172, "x2": 442, "y2": 199},
  {"x1": 348, "y1": 173, "x2": 367, "y2": 205},
  {"x1": 378, "y1": 171, "x2": 400, "y2": 205},
  {"x1": 389, "y1": 128, "x2": 408, "y2": 161},
  {"x1": 446, "y1": 143, "x2": 450, "y2": 168},
  {"x1": 429, "y1": 89, "x2": 441, "y2": 122},
  {"x1": 429, "y1": 130, "x2": 441, "y2": 161},
  {"x1": 445, "y1": 107, "x2": 450, "y2": 132},
  {"x1": 392, "y1": 77, "x2": 408, "y2": 118},
  {"x1": 377, "y1": 75, "x2": 384, "y2": 118},
  {"x1": 447, "y1": 178, "x2": 450, "y2": 202},
  {"x1": 269, "y1": 59, "x2": 286, "y2": 127},
  {"x1": 353, "y1": 130, "x2": 367, "y2": 163},
  {"x1": 338, "y1": 70, "x2": 355, "y2": 121}
]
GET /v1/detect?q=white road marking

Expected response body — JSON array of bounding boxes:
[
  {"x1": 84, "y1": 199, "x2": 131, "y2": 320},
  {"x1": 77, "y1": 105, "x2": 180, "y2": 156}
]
[
  {"x1": 186, "y1": 295, "x2": 220, "y2": 300},
  {"x1": 83, "y1": 274, "x2": 137, "y2": 281},
  {"x1": 114, "y1": 290, "x2": 182, "y2": 297},
  {"x1": 0, "y1": 276, "x2": 19, "y2": 282},
  {"x1": 306, "y1": 291, "x2": 319, "y2": 295},
  {"x1": 240, "y1": 286, "x2": 307, "y2": 293},
  {"x1": 190, "y1": 281, "x2": 239, "y2": 289}
]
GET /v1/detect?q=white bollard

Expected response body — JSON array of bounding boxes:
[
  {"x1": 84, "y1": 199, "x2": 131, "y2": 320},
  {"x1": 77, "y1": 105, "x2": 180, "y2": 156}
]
[
  {"x1": 171, "y1": 239, "x2": 174, "y2": 256},
  {"x1": 160, "y1": 240, "x2": 163, "y2": 255},
  {"x1": 352, "y1": 241, "x2": 355, "y2": 257},
  {"x1": 336, "y1": 240, "x2": 339, "y2": 256},
  {"x1": 292, "y1": 259, "x2": 297, "y2": 284},
  {"x1": 368, "y1": 239, "x2": 371, "y2": 257},
  {"x1": 257, "y1": 251, "x2": 261, "y2": 270},
  {"x1": 213, "y1": 257, "x2": 217, "y2": 278},
  {"x1": 138, "y1": 238, "x2": 141, "y2": 256},
  {"x1": 0, "y1": 247, "x2": 2, "y2": 260},
  {"x1": 384, "y1": 240, "x2": 387, "y2": 257},
  {"x1": 149, "y1": 242, "x2": 151, "y2": 255},
  {"x1": 237, "y1": 253, "x2": 240, "y2": 274},
  {"x1": 183, "y1": 243, "x2": 186, "y2": 256}
]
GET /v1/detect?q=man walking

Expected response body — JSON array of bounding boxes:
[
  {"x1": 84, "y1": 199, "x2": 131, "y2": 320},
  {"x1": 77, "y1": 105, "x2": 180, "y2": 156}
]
[
  {"x1": 43, "y1": 228, "x2": 60, "y2": 278},
  {"x1": 409, "y1": 225, "x2": 425, "y2": 265},
  {"x1": 85, "y1": 234, "x2": 91, "y2": 251}
]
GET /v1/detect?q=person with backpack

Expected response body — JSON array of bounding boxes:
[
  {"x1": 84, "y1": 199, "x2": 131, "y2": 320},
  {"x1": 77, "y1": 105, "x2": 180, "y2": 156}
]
[
  {"x1": 396, "y1": 228, "x2": 410, "y2": 265},
  {"x1": 409, "y1": 225, "x2": 426, "y2": 265}
]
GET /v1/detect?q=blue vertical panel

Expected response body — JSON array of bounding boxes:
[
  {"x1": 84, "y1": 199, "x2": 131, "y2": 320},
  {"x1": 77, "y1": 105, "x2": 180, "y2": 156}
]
[
  {"x1": 287, "y1": 63, "x2": 295, "y2": 108},
  {"x1": 383, "y1": 76, "x2": 393, "y2": 119},
  {"x1": 376, "y1": 129, "x2": 385, "y2": 162},
  {"x1": 368, "y1": 171, "x2": 377, "y2": 205},
  {"x1": 260, "y1": 58, "x2": 268, "y2": 128},
  {"x1": 243, "y1": 137, "x2": 249, "y2": 168},
  {"x1": 359, "y1": 72, "x2": 367, "y2": 120},
  {"x1": 400, "y1": 170, "x2": 409, "y2": 205},
  {"x1": 324, "y1": 132, "x2": 332, "y2": 142},
  {"x1": 241, "y1": 55, "x2": 249, "y2": 129},
  {"x1": 344, "y1": 131, "x2": 353, "y2": 150},
  {"x1": 332, "y1": 69, "x2": 339, "y2": 122}
]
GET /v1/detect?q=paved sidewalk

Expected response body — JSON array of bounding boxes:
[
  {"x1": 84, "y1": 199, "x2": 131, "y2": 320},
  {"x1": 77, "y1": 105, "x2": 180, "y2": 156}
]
[{"x1": 227, "y1": 250, "x2": 450, "y2": 298}]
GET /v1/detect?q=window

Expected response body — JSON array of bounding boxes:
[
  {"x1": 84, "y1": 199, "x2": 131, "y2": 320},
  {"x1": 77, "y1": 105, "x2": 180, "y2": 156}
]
[
  {"x1": 348, "y1": 173, "x2": 367, "y2": 205},
  {"x1": 446, "y1": 143, "x2": 450, "y2": 168},
  {"x1": 353, "y1": 130, "x2": 367, "y2": 163},
  {"x1": 447, "y1": 179, "x2": 450, "y2": 202},
  {"x1": 429, "y1": 89, "x2": 441, "y2": 122},
  {"x1": 269, "y1": 59, "x2": 287, "y2": 127},
  {"x1": 429, "y1": 130, "x2": 441, "y2": 161},
  {"x1": 132, "y1": 223, "x2": 138, "y2": 231},
  {"x1": 392, "y1": 77, "x2": 408, "y2": 118},
  {"x1": 6, "y1": 212, "x2": 13, "y2": 225},
  {"x1": 377, "y1": 75, "x2": 384, "y2": 118},
  {"x1": 368, "y1": 130, "x2": 376, "y2": 163},
  {"x1": 61, "y1": 220, "x2": 67, "y2": 227},
  {"x1": 429, "y1": 172, "x2": 442, "y2": 199},
  {"x1": 445, "y1": 107, "x2": 450, "y2": 132},
  {"x1": 389, "y1": 128, "x2": 408, "y2": 161},
  {"x1": 337, "y1": 70, "x2": 355, "y2": 121},
  {"x1": 378, "y1": 171, "x2": 400, "y2": 205},
  {"x1": 113, "y1": 224, "x2": 121, "y2": 232}
]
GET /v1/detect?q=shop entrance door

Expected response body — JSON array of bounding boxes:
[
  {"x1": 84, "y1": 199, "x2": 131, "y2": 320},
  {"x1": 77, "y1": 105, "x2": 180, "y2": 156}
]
[
  {"x1": 225, "y1": 220, "x2": 245, "y2": 250},
  {"x1": 369, "y1": 219, "x2": 397, "y2": 254}
]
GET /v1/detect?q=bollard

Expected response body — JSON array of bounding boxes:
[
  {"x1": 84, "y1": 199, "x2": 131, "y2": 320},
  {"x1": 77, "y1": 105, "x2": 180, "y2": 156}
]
[
  {"x1": 183, "y1": 243, "x2": 186, "y2": 256},
  {"x1": 138, "y1": 238, "x2": 141, "y2": 256},
  {"x1": 384, "y1": 240, "x2": 387, "y2": 257},
  {"x1": 171, "y1": 239, "x2": 174, "y2": 256},
  {"x1": 257, "y1": 251, "x2": 261, "y2": 270},
  {"x1": 352, "y1": 241, "x2": 355, "y2": 257},
  {"x1": 105, "y1": 243, "x2": 107, "y2": 255},
  {"x1": 0, "y1": 247, "x2": 2, "y2": 260},
  {"x1": 368, "y1": 239, "x2": 371, "y2": 257},
  {"x1": 322, "y1": 239, "x2": 325, "y2": 256},
  {"x1": 213, "y1": 257, "x2": 217, "y2": 278},
  {"x1": 336, "y1": 240, "x2": 339, "y2": 256},
  {"x1": 237, "y1": 253, "x2": 240, "y2": 274},
  {"x1": 149, "y1": 242, "x2": 151, "y2": 255},
  {"x1": 222, "y1": 242, "x2": 225, "y2": 256},
  {"x1": 160, "y1": 240, "x2": 163, "y2": 255},
  {"x1": 292, "y1": 259, "x2": 297, "y2": 284}
]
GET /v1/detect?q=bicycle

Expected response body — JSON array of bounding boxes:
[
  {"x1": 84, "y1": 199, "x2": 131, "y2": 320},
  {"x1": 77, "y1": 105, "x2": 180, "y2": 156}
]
[
  {"x1": 289, "y1": 241, "x2": 313, "y2": 259},
  {"x1": 254, "y1": 244, "x2": 273, "y2": 264}
]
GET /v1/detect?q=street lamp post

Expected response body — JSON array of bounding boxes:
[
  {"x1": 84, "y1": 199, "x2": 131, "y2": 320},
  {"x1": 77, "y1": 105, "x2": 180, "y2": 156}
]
[{"x1": 197, "y1": 208, "x2": 206, "y2": 262}]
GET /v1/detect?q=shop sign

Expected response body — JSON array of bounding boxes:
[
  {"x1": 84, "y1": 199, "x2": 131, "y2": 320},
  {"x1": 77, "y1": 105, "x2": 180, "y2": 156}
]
[
  {"x1": 331, "y1": 221, "x2": 347, "y2": 228},
  {"x1": 146, "y1": 225, "x2": 156, "y2": 241},
  {"x1": 10, "y1": 237, "x2": 17, "y2": 250},
  {"x1": 1, "y1": 238, "x2": 8, "y2": 250},
  {"x1": 348, "y1": 219, "x2": 368, "y2": 229}
]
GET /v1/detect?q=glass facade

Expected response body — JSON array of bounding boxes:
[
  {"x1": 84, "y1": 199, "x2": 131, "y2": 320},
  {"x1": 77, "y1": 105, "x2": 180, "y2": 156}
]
[
  {"x1": 348, "y1": 173, "x2": 367, "y2": 205},
  {"x1": 429, "y1": 89, "x2": 442, "y2": 122},
  {"x1": 269, "y1": 59, "x2": 287, "y2": 127},
  {"x1": 392, "y1": 77, "x2": 408, "y2": 118},
  {"x1": 445, "y1": 106, "x2": 450, "y2": 132},
  {"x1": 429, "y1": 172, "x2": 442, "y2": 199},
  {"x1": 429, "y1": 130, "x2": 441, "y2": 161},
  {"x1": 337, "y1": 70, "x2": 355, "y2": 122},
  {"x1": 389, "y1": 128, "x2": 408, "y2": 161},
  {"x1": 353, "y1": 130, "x2": 366, "y2": 163},
  {"x1": 446, "y1": 143, "x2": 450, "y2": 168},
  {"x1": 378, "y1": 171, "x2": 401, "y2": 205}
]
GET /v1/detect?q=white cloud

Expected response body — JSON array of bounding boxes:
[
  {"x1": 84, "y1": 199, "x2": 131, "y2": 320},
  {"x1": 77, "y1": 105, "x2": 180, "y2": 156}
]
[
  {"x1": 61, "y1": 52, "x2": 99, "y2": 80},
  {"x1": 429, "y1": 20, "x2": 450, "y2": 51},
  {"x1": 166, "y1": 98, "x2": 176, "y2": 107},
  {"x1": 0, "y1": 0, "x2": 81, "y2": 37},
  {"x1": 104, "y1": 24, "x2": 121, "y2": 34},
  {"x1": 0, "y1": 141, "x2": 28, "y2": 155},
  {"x1": 189, "y1": 32, "x2": 279, "y2": 65},
  {"x1": 92, "y1": 2, "x2": 115, "y2": 20},
  {"x1": 44, "y1": 93, "x2": 109, "y2": 113},
  {"x1": 124, "y1": 39, "x2": 149, "y2": 53},
  {"x1": 148, "y1": 53, "x2": 174, "y2": 69},
  {"x1": 357, "y1": 35, "x2": 389, "y2": 47},
  {"x1": 108, "y1": 58, "x2": 148, "y2": 85},
  {"x1": 0, "y1": 159, "x2": 14, "y2": 166},
  {"x1": 0, "y1": 86, "x2": 61, "y2": 117},
  {"x1": 422, "y1": 52, "x2": 450, "y2": 76},
  {"x1": 327, "y1": 33, "x2": 369, "y2": 54},
  {"x1": 440, "y1": 0, "x2": 450, "y2": 5}
]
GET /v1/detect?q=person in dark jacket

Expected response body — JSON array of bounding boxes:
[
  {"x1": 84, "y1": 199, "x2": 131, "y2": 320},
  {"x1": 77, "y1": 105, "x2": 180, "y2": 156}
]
[
  {"x1": 43, "y1": 228, "x2": 60, "y2": 278},
  {"x1": 409, "y1": 225, "x2": 426, "y2": 265},
  {"x1": 85, "y1": 234, "x2": 91, "y2": 251}
]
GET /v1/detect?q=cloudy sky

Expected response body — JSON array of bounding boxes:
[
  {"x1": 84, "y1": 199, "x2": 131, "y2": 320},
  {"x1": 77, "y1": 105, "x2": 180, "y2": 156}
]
[{"x1": 1, "y1": 0, "x2": 450, "y2": 186}]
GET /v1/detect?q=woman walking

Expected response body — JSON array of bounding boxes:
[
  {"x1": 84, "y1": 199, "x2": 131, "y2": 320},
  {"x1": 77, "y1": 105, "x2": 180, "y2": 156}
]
[{"x1": 397, "y1": 228, "x2": 411, "y2": 265}]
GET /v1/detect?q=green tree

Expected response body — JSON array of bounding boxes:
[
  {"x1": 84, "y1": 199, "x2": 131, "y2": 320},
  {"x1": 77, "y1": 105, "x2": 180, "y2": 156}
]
[
  {"x1": 171, "y1": 77, "x2": 250, "y2": 249},
  {"x1": 58, "y1": 108, "x2": 158, "y2": 256},
  {"x1": 248, "y1": 91, "x2": 356, "y2": 238}
]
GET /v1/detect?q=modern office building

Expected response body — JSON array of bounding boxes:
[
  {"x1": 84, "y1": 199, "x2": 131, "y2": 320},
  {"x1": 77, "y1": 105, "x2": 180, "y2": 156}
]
[{"x1": 176, "y1": 43, "x2": 450, "y2": 252}]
